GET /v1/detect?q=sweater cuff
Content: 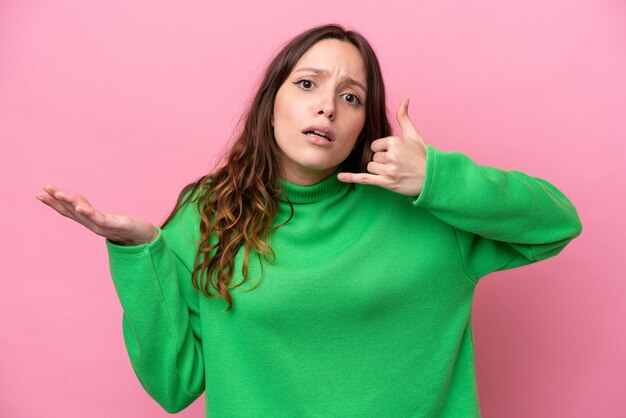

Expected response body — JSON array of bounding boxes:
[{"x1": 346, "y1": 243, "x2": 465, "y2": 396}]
[
  {"x1": 105, "y1": 226, "x2": 163, "y2": 256},
  {"x1": 411, "y1": 144, "x2": 438, "y2": 207}
]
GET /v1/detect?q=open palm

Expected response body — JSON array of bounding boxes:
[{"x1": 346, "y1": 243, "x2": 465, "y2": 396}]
[{"x1": 36, "y1": 185, "x2": 157, "y2": 246}]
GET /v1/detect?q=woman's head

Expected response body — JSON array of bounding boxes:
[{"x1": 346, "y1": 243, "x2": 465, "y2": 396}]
[
  {"x1": 239, "y1": 23, "x2": 391, "y2": 185},
  {"x1": 272, "y1": 38, "x2": 367, "y2": 185},
  {"x1": 165, "y1": 24, "x2": 391, "y2": 311}
]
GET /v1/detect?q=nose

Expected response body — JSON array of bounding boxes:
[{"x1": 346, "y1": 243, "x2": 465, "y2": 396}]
[{"x1": 316, "y1": 92, "x2": 335, "y2": 120}]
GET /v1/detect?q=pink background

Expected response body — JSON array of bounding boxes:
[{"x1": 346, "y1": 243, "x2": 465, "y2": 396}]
[{"x1": 1, "y1": 0, "x2": 624, "y2": 417}]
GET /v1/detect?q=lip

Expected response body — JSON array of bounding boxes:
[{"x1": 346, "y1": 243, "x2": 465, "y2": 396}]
[
  {"x1": 302, "y1": 132, "x2": 333, "y2": 147},
  {"x1": 302, "y1": 125, "x2": 334, "y2": 142}
]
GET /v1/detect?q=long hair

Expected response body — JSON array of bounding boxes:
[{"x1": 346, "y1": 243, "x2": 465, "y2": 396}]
[{"x1": 161, "y1": 23, "x2": 392, "y2": 311}]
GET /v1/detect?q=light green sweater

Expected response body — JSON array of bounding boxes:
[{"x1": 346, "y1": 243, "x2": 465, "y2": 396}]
[{"x1": 106, "y1": 145, "x2": 582, "y2": 417}]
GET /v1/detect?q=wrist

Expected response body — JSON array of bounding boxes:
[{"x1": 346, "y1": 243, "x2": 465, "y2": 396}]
[{"x1": 113, "y1": 226, "x2": 158, "y2": 246}]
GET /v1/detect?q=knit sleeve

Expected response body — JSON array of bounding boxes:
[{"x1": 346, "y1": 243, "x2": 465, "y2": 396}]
[
  {"x1": 412, "y1": 144, "x2": 582, "y2": 283},
  {"x1": 105, "y1": 199, "x2": 204, "y2": 413}
]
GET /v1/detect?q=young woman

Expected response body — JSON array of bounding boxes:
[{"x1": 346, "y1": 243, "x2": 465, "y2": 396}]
[{"x1": 37, "y1": 24, "x2": 582, "y2": 417}]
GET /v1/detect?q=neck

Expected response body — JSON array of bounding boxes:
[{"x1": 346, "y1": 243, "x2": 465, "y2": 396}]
[
  {"x1": 279, "y1": 165, "x2": 338, "y2": 186},
  {"x1": 278, "y1": 166, "x2": 346, "y2": 204}
]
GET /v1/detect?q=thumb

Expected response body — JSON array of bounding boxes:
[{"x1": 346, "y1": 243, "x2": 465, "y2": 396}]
[{"x1": 396, "y1": 98, "x2": 421, "y2": 140}]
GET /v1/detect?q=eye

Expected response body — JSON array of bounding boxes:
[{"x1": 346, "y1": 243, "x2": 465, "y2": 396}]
[
  {"x1": 293, "y1": 79, "x2": 315, "y2": 90},
  {"x1": 341, "y1": 92, "x2": 362, "y2": 106}
]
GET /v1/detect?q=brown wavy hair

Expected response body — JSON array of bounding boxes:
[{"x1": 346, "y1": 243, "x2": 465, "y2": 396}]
[{"x1": 160, "y1": 23, "x2": 392, "y2": 311}]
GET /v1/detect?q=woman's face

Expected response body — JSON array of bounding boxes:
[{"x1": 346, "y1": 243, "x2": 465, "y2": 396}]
[{"x1": 273, "y1": 39, "x2": 367, "y2": 185}]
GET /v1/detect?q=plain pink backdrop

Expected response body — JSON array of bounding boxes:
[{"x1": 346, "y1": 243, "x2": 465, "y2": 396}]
[{"x1": 1, "y1": 0, "x2": 624, "y2": 417}]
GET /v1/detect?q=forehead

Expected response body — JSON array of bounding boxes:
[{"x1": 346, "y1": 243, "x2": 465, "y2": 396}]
[{"x1": 293, "y1": 39, "x2": 366, "y2": 84}]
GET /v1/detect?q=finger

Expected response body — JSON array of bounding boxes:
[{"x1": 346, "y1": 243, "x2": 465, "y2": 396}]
[
  {"x1": 53, "y1": 191, "x2": 98, "y2": 223},
  {"x1": 52, "y1": 191, "x2": 86, "y2": 218},
  {"x1": 43, "y1": 184, "x2": 63, "y2": 201},
  {"x1": 36, "y1": 192, "x2": 76, "y2": 218},
  {"x1": 366, "y1": 161, "x2": 386, "y2": 176},
  {"x1": 43, "y1": 184, "x2": 58, "y2": 195},
  {"x1": 54, "y1": 190, "x2": 92, "y2": 208},
  {"x1": 76, "y1": 205, "x2": 119, "y2": 230},
  {"x1": 372, "y1": 151, "x2": 389, "y2": 164},
  {"x1": 396, "y1": 98, "x2": 421, "y2": 140},
  {"x1": 371, "y1": 136, "x2": 394, "y2": 153},
  {"x1": 337, "y1": 172, "x2": 393, "y2": 188}
]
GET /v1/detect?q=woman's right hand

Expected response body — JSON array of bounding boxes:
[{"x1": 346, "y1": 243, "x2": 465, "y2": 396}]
[{"x1": 36, "y1": 185, "x2": 158, "y2": 246}]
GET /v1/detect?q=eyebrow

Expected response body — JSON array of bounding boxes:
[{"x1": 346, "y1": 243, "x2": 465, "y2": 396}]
[{"x1": 294, "y1": 67, "x2": 367, "y2": 94}]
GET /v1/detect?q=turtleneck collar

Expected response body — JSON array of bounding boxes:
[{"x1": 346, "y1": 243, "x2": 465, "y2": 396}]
[{"x1": 278, "y1": 167, "x2": 347, "y2": 204}]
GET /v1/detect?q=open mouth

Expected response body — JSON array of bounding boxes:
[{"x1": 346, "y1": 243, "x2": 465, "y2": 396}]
[{"x1": 304, "y1": 130, "x2": 332, "y2": 142}]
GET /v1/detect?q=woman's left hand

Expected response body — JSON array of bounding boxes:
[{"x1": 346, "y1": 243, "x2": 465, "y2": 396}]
[{"x1": 338, "y1": 98, "x2": 427, "y2": 197}]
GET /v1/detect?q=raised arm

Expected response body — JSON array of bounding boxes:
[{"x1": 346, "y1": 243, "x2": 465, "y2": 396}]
[
  {"x1": 411, "y1": 145, "x2": 582, "y2": 281},
  {"x1": 338, "y1": 99, "x2": 582, "y2": 282},
  {"x1": 36, "y1": 186, "x2": 205, "y2": 412}
]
